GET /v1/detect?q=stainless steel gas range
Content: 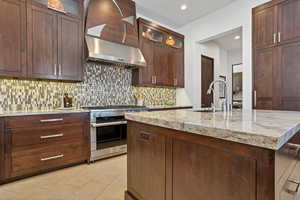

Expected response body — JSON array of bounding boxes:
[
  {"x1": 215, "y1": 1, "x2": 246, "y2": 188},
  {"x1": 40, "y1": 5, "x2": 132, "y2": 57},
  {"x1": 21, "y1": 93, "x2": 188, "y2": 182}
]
[{"x1": 82, "y1": 105, "x2": 148, "y2": 162}]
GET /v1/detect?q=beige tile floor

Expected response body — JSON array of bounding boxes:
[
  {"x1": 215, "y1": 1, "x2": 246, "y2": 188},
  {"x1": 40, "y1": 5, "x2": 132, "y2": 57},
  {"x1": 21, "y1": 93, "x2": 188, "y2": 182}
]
[{"x1": 0, "y1": 155, "x2": 127, "y2": 200}]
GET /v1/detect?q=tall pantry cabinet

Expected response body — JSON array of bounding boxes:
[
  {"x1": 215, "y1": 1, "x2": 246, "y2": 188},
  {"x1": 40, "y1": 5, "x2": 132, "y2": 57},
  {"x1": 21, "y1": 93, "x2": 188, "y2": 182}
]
[{"x1": 253, "y1": 0, "x2": 300, "y2": 111}]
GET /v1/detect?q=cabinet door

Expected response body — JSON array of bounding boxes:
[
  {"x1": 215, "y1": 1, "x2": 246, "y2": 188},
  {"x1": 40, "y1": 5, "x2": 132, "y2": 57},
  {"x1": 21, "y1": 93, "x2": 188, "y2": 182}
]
[
  {"x1": 253, "y1": 6, "x2": 277, "y2": 49},
  {"x1": 278, "y1": 0, "x2": 300, "y2": 44},
  {"x1": 254, "y1": 47, "x2": 275, "y2": 109},
  {"x1": 278, "y1": 41, "x2": 300, "y2": 111},
  {"x1": 0, "y1": 119, "x2": 4, "y2": 181},
  {"x1": 172, "y1": 139, "x2": 256, "y2": 200},
  {"x1": 138, "y1": 38, "x2": 155, "y2": 85},
  {"x1": 0, "y1": 0, "x2": 26, "y2": 77},
  {"x1": 27, "y1": 4, "x2": 58, "y2": 79},
  {"x1": 154, "y1": 44, "x2": 172, "y2": 86},
  {"x1": 58, "y1": 15, "x2": 82, "y2": 81},
  {"x1": 171, "y1": 48, "x2": 184, "y2": 88},
  {"x1": 127, "y1": 125, "x2": 166, "y2": 200}
]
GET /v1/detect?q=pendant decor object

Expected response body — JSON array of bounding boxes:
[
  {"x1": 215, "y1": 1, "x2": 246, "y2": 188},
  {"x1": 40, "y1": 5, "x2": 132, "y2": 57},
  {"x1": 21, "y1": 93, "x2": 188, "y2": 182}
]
[
  {"x1": 48, "y1": 0, "x2": 65, "y2": 13},
  {"x1": 166, "y1": 36, "x2": 175, "y2": 46}
]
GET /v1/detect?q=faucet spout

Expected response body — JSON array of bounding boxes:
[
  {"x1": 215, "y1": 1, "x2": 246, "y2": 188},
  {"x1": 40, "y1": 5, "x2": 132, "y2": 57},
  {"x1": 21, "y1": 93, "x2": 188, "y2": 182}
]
[{"x1": 206, "y1": 79, "x2": 231, "y2": 112}]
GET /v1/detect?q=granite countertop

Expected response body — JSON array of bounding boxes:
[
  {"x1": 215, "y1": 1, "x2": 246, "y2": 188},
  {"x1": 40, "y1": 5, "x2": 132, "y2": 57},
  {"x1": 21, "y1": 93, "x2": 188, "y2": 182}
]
[
  {"x1": 125, "y1": 109, "x2": 300, "y2": 150},
  {"x1": 0, "y1": 108, "x2": 89, "y2": 117}
]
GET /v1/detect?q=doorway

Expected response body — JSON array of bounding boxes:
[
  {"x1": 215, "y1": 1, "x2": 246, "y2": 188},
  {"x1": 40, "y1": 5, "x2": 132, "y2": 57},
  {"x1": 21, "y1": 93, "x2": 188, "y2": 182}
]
[{"x1": 201, "y1": 55, "x2": 214, "y2": 108}]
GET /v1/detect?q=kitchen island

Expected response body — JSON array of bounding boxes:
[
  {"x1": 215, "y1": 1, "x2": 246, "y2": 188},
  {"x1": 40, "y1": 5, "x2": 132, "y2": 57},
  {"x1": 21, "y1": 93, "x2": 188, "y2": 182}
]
[{"x1": 124, "y1": 109, "x2": 300, "y2": 200}]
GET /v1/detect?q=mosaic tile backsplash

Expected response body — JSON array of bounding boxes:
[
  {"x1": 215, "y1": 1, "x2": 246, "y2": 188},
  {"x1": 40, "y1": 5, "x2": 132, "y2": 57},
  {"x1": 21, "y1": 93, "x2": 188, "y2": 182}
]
[{"x1": 0, "y1": 62, "x2": 176, "y2": 111}]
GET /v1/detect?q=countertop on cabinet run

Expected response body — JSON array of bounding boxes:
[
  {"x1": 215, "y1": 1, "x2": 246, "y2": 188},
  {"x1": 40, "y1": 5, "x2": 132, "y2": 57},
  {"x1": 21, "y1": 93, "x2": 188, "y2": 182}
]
[
  {"x1": 125, "y1": 109, "x2": 300, "y2": 150},
  {"x1": 0, "y1": 108, "x2": 89, "y2": 117},
  {"x1": 147, "y1": 105, "x2": 192, "y2": 111}
]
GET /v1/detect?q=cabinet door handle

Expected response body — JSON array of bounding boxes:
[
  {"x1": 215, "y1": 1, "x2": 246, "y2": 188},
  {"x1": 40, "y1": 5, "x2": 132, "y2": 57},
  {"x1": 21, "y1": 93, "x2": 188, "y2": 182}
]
[
  {"x1": 58, "y1": 64, "x2": 62, "y2": 76},
  {"x1": 40, "y1": 133, "x2": 64, "y2": 139},
  {"x1": 140, "y1": 132, "x2": 151, "y2": 140},
  {"x1": 151, "y1": 76, "x2": 154, "y2": 84},
  {"x1": 54, "y1": 64, "x2": 57, "y2": 76},
  {"x1": 174, "y1": 78, "x2": 178, "y2": 86},
  {"x1": 40, "y1": 118, "x2": 63, "y2": 123},
  {"x1": 254, "y1": 90, "x2": 257, "y2": 108},
  {"x1": 273, "y1": 33, "x2": 277, "y2": 44},
  {"x1": 285, "y1": 179, "x2": 300, "y2": 194},
  {"x1": 154, "y1": 76, "x2": 157, "y2": 84},
  {"x1": 278, "y1": 32, "x2": 281, "y2": 43},
  {"x1": 41, "y1": 154, "x2": 64, "y2": 161}
]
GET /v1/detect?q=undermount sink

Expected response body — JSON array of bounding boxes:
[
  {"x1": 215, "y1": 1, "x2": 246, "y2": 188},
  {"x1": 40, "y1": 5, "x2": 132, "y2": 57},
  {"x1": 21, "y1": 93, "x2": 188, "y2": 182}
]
[{"x1": 192, "y1": 108, "x2": 218, "y2": 113}]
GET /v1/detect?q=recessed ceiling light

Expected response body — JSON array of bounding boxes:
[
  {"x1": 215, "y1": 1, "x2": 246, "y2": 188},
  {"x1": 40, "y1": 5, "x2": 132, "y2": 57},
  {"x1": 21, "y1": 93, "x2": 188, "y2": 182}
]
[
  {"x1": 234, "y1": 35, "x2": 241, "y2": 40},
  {"x1": 181, "y1": 4, "x2": 187, "y2": 10}
]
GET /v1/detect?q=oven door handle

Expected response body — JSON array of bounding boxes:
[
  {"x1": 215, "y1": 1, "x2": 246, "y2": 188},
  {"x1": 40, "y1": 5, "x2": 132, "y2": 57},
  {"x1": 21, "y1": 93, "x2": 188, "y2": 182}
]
[{"x1": 91, "y1": 121, "x2": 128, "y2": 128}]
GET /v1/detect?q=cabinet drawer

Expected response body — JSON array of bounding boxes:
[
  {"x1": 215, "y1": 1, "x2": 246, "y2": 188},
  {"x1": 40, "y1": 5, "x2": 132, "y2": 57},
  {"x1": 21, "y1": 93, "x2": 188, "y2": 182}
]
[
  {"x1": 9, "y1": 140, "x2": 86, "y2": 178},
  {"x1": 279, "y1": 159, "x2": 300, "y2": 200},
  {"x1": 276, "y1": 142, "x2": 300, "y2": 183},
  {"x1": 5, "y1": 113, "x2": 89, "y2": 129},
  {"x1": 9, "y1": 124, "x2": 86, "y2": 149}
]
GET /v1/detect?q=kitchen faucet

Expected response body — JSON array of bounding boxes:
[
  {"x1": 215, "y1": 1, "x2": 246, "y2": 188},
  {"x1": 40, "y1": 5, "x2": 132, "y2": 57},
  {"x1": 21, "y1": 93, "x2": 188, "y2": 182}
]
[{"x1": 207, "y1": 79, "x2": 232, "y2": 112}]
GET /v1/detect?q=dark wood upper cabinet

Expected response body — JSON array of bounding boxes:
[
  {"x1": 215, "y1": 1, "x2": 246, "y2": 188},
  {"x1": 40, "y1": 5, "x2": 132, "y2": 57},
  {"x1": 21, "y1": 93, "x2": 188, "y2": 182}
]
[
  {"x1": 132, "y1": 36, "x2": 155, "y2": 86},
  {"x1": 132, "y1": 18, "x2": 184, "y2": 88},
  {"x1": 27, "y1": 4, "x2": 58, "y2": 80},
  {"x1": 0, "y1": 0, "x2": 83, "y2": 81},
  {"x1": 278, "y1": 0, "x2": 300, "y2": 44},
  {"x1": 253, "y1": 4, "x2": 277, "y2": 49},
  {"x1": 27, "y1": 0, "x2": 83, "y2": 81},
  {"x1": 170, "y1": 45, "x2": 184, "y2": 87},
  {"x1": 0, "y1": 0, "x2": 27, "y2": 77},
  {"x1": 253, "y1": 0, "x2": 300, "y2": 111},
  {"x1": 154, "y1": 44, "x2": 172, "y2": 86},
  {"x1": 58, "y1": 15, "x2": 83, "y2": 81},
  {"x1": 85, "y1": 0, "x2": 138, "y2": 48}
]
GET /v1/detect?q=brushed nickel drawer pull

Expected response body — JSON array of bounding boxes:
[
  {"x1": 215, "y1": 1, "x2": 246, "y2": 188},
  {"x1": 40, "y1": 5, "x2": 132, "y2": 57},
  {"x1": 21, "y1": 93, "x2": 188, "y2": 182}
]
[
  {"x1": 40, "y1": 118, "x2": 63, "y2": 123},
  {"x1": 285, "y1": 143, "x2": 300, "y2": 155},
  {"x1": 91, "y1": 121, "x2": 127, "y2": 128},
  {"x1": 41, "y1": 154, "x2": 64, "y2": 161},
  {"x1": 54, "y1": 64, "x2": 57, "y2": 76},
  {"x1": 140, "y1": 132, "x2": 151, "y2": 140},
  {"x1": 254, "y1": 90, "x2": 257, "y2": 108},
  {"x1": 286, "y1": 179, "x2": 300, "y2": 194},
  {"x1": 58, "y1": 64, "x2": 62, "y2": 76},
  {"x1": 40, "y1": 133, "x2": 64, "y2": 139}
]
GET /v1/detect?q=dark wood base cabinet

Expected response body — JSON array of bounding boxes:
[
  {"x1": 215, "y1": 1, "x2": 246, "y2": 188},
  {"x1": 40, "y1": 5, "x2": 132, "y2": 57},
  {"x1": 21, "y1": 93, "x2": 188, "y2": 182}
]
[
  {"x1": 126, "y1": 121, "x2": 300, "y2": 200},
  {"x1": 0, "y1": 113, "x2": 90, "y2": 183}
]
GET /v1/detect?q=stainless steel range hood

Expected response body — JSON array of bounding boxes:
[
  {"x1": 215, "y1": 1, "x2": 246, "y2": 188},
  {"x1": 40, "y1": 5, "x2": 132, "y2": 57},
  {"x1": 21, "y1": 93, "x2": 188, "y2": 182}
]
[
  {"x1": 84, "y1": 0, "x2": 146, "y2": 68},
  {"x1": 85, "y1": 35, "x2": 146, "y2": 67}
]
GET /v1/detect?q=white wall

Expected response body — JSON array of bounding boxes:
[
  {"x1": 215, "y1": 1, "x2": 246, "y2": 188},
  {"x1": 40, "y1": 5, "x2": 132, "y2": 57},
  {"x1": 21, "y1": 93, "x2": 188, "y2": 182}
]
[
  {"x1": 176, "y1": 0, "x2": 270, "y2": 110},
  {"x1": 198, "y1": 42, "x2": 220, "y2": 108},
  {"x1": 197, "y1": 41, "x2": 230, "y2": 108}
]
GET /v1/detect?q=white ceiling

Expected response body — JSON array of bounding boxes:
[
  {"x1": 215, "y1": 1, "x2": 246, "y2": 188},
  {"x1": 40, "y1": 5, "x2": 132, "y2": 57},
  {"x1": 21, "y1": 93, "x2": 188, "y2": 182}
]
[
  {"x1": 135, "y1": 0, "x2": 236, "y2": 28},
  {"x1": 213, "y1": 28, "x2": 242, "y2": 51}
]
